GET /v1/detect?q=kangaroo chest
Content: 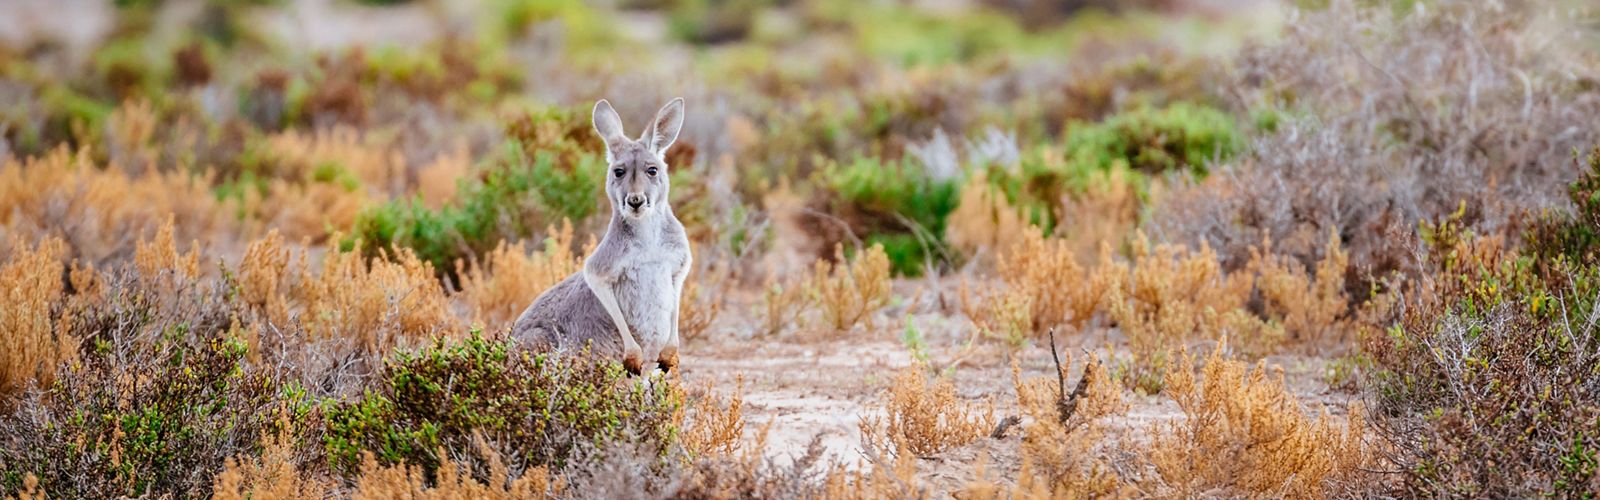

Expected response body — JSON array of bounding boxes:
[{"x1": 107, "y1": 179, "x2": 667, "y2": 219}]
[{"x1": 612, "y1": 241, "x2": 684, "y2": 353}]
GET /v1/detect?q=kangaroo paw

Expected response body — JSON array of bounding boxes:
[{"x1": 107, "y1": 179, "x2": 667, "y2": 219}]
[
  {"x1": 657, "y1": 346, "x2": 680, "y2": 374},
  {"x1": 623, "y1": 349, "x2": 645, "y2": 376}
]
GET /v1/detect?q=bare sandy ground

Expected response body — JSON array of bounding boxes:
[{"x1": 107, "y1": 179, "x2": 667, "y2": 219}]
[{"x1": 677, "y1": 277, "x2": 1361, "y2": 489}]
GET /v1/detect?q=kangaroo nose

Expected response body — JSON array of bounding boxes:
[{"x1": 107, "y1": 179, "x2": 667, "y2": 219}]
[{"x1": 626, "y1": 194, "x2": 646, "y2": 209}]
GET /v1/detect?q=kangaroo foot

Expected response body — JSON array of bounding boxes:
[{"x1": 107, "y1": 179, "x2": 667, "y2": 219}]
[
  {"x1": 623, "y1": 350, "x2": 645, "y2": 376},
  {"x1": 657, "y1": 346, "x2": 680, "y2": 374}
]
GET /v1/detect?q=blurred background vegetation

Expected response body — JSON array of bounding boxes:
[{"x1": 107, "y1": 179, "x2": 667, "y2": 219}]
[{"x1": 5, "y1": 0, "x2": 1600, "y2": 497}]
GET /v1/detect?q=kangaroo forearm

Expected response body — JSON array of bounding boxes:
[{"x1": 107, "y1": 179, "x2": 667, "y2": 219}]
[{"x1": 584, "y1": 270, "x2": 639, "y2": 350}]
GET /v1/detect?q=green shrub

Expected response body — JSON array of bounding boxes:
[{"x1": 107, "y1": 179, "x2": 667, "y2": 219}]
[
  {"x1": 1365, "y1": 168, "x2": 1600, "y2": 495},
  {"x1": 0, "y1": 275, "x2": 311, "y2": 499},
  {"x1": 819, "y1": 157, "x2": 959, "y2": 275},
  {"x1": 1527, "y1": 148, "x2": 1600, "y2": 267},
  {"x1": 1061, "y1": 102, "x2": 1241, "y2": 176},
  {"x1": 348, "y1": 140, "x2": 603, "y2": 274},
  {"x1": 323, "y1": 333, "x2": 682, "y2": 478}
]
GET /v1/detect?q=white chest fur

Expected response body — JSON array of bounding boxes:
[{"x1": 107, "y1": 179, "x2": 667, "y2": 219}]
[{"x1": 616, "y1": 257, "x2": 678, "y2": 356}]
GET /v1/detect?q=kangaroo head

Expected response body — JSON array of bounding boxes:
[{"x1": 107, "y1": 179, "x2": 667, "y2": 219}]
[{"x1": 592, "y1": 98, "x2": 684, "y2": 220}]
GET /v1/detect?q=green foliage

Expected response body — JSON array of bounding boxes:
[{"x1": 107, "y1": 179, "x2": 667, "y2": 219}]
[
  {"x1": 322, "y1": 333, "x2": 682, "y2": 476},
  {"x1": 1061, "y1": 102, "x2": 1242, "y2": 176},
  {"x1": 1528, "y1": 148, "x2": 1600, "y2": 266},
  {"x1": 0, "y1": 278, "x2": 309, "y2": 499},
  {"x1": 821, "y1": 157, "x2": 959, "y2": 276},
  {"x1": 1365, "y1": 172, "x2": 1600, "y2": 494},
  {"x1": 348, "y1": 140, "x2": 603, "y2": 273}
]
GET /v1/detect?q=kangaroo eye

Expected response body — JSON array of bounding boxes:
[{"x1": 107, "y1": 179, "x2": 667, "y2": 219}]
[
  {"x1": 612, "y1": 168, "x2": 625, "y2": 178},
  {"x1": 646, "y1": 166, "x2": 658, "y2": 176}
]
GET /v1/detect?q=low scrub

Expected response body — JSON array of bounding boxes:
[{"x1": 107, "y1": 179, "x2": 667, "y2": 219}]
[
  {"x1": 806, "y1": 243, "x2": 893, "y2": 333},
  {"x1": 0, "y1": 237, "x2": 71, "y2": 397},
  {"x1": 0, "y1": 269, "x2": 306, "y2": 498},
  {"x1": 860, "y1": 363, "x2": 995, "y2": 458},
  {"x1": 814, "y1": 157, "x2": 960, "y2": 276},
  {"x1": 322, "y1": 333, "x2": 683, "y2": 478},
  {"x1": 1365, "y1": 153, "x2": 1600, "y2": 496},
  {"x1": 1150, "y1": 346, "x2": 1371, "y2": 497}
]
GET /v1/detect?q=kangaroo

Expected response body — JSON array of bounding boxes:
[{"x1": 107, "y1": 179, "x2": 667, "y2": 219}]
[{"x1": 511, "y1": 98, "x2": 692, "y2": 375}]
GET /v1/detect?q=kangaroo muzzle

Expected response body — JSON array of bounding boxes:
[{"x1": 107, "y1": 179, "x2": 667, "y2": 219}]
[{"x1": 625, "y1": 193, "x2": 647, "y2": 210}]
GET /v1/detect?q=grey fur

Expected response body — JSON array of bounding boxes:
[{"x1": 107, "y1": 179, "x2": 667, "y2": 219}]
[{"x1": 511, "y1": 98, "x2": 692, "y2": 374}]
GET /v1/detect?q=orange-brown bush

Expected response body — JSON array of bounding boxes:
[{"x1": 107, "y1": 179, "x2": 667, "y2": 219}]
[
  {"x1": 455, "y1": 222, "x2": 586, "y2": 331},
  {"x1": 860, "y1": 363, "x2": 995, "y2": 458},
  {"x1": 296, "y1": 245, "x2": 457, "y2": 354},
  {"x1": 1104, "y1": 235, "x2": 1269, "y2": 390},
  {"x1": 349, "y1": 446, "x2": 562, "y2": 500},
  {"x1": 676, "y1": 265, "x2": 725, "y2": 344},
  {"x1": 1053, "y1": 168, "x2": 1144, "y2": 261},
  {"x1": 807, "y1": 243, "x2": 892, "y2": 333},
  {"x1": 0, "y1": 148, "x2": 222, "y2": 266},
  {"x1": 233, "y1": 128, "x2": 408, "y2": 243},
  {"x1": 996, "y1": 229, "x2": 1114, "y2": 337},
  {"x1": 0, "y1": 236, "x2": 71, "y2": 397},
  {"x1": 1250, "y1": 231, "x2": 1357, "y2": 348},
  {"x1": 1148, "y1": 346, "x2": 1371, "y2": 497},
  {"x1": 993, "y1": 353, "x2": 1129, "y2": 498},
  {"x1": 958, "y1": 280, "x2": 1034, "y2": 347},
  {"x1": 759, "y1": 272, "x2": 811, "y2": 337},
  {"x1": 236, "y1": 233, "x2": 457, "y2": 355},
  {"x1": 946, "y1": 172, "x2": 1031, "y2": 264},
  {"x1": 213, "y1": 423, "x2": 332, "y2": 500},
  {"x1": 681, "y1": 379, "x2": 747, "y2": 458}
]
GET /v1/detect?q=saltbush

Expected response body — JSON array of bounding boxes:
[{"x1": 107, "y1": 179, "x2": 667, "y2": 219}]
[
  {"x1": 1061, "y1": 102, "x2": 1241, "y2": 177},
  {"x1": 322, "y1": 333, "x2": 682, "y2": 479},
  {"x1": 0, "y1": 274, "x2": 310, "y2": 499},
  {"x1": 1366, "y1": 163, "x2": 1600, "y2": 495}
]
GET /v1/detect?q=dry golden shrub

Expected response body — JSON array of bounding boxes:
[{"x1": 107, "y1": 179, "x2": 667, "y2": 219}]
[
  {"x1": 820, "y1": 443, "x2": 924, "y2": 500},
  {"x1": 1150, "y1": 346, "x2": 1370, "y2": 497},
  {"x1": 682, "y1": 378, "x2": 746, "y2": 458},
  {"x1": 946, "y1": 172, "x2": 1031, "y2": 264},
  {"x1": 985, "y1": 354, "x2": 1129, "y2": 498},
  {"x1": 958, "y1": 280, "x2": 1033, "y2": 347},
  {"x1": 961, "y1": 230, "x2": 1113, "y2": 347},
  {"x1": 237, "y1": 230, "x2": 296, "y2": 326},
  {"x1": 12, "y1": 474, "x2": 46, "y2": 500},
  {"x1": 242, "y1": 181, "x2": 373, "y2": 243},
  {"x1": 235, "y1": 127, "x2": 406, "y2": 242},
  {"x1": 234, "y1": 232, "x2": 456, "y2": 353},
  {"x1": 807, "y1": 243, "x2": 892, "y2": 333},
  {"x1": 0, "y1": 148, "x2": 222, "y2": 265},
  {"x1": 1054, "y1": 168, "x2": 1145, "y2": 262},
  {"x1": 133, "y1": 218, "x2": 203, "y2": 284},
  {"x1": 262, "y1": 127, "x2": 404, "y2": 190},
  {"x1": 677, "y1": 263, "x2": 724, "y2": 344},
  {"x1": 1106, "y1": 234, "x2": 1276, "y2": 372},
  {"x1": 860, "y1": 363, "x2": 995, "y2": 458},
  {"x1": 213, "y1": 423, "x2": 331, "y2": 500},
  {"x1": 1250, "y1": 231, "x2": 1353, "y2": 348},
  {"x1": 351, "y1": 445, "x2": 562, "y2": 500},
  {"x1": 416, "y1": 142, "x2": 471, "y2": 210},
  {"x1": 0, "y1": 236, "x2": 73, "y2": 397},
  {"x1": 759, "y1": 273, "x2": 810, "y2": 337},
  {"x1": 456, "y1": 222, "x2": 586, "y2": 331},
  {"x1": 297, "y1": 245, "x2": 457, "y2": 354},
  {"x1": 106, "y1": 98, "x2": 159, "y2": 174}
]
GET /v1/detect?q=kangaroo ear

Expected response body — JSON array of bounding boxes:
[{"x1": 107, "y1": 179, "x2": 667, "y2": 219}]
[
  {"x1": 592, "y1": 99, "x2": 627, "y2": 156},
  {"x1": 644, "y1": 98, "x2": 684, "y2": 156}
]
